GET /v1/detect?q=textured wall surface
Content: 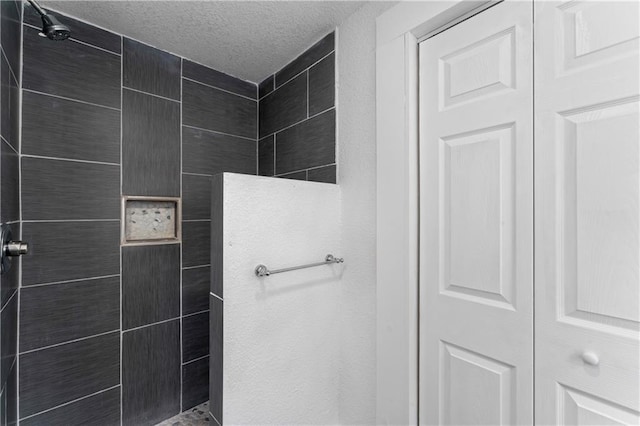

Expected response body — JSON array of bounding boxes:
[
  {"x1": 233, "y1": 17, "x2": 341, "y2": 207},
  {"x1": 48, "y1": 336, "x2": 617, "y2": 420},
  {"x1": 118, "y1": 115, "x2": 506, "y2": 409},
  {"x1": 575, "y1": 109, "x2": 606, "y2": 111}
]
[
  {"x1": 335, "y1": 2, "x2": 397, "y2": 424},
  {"x1": 18, "y1": 4, "x2": 257, "y2": 425},
  {"x1": 0, "y1": 0, "x2": 21, "y2": 424},
  {"x1": 212, "y1": 173, "x2": 341, "y2": 425}
]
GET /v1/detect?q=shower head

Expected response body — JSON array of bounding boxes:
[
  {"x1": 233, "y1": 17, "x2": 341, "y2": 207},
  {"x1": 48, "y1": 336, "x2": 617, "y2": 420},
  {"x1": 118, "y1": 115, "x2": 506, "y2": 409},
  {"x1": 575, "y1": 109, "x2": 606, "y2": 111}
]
[
  {"x1": 40, "y1": 14, "x2": 71, "y2": 41},
  {"x1": 26, "y1": 0, "x2": 71, "y2": 41}
]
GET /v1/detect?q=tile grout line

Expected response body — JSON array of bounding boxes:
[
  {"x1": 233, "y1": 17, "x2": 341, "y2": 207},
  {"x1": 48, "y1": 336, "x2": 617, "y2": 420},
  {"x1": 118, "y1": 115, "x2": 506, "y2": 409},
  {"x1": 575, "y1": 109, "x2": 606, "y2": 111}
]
[
  {"x1": 182, "y1": 353, "x2": 209, "y2": 366},
  {"x1": 21, "y1": 88, "x2": 121, "y2": 112},
  {"x1": 21, "y1": 153, "x2": 120, "y2": 167},
  {"x1": 182, "y1": 308, "x2": 209, "y2": 319},
  {"x1": 18, "y1": 385, "x2": 121, "y2": 422},
  {"x1": 123, "y1": 86, "x2": 181, "y2": 104},
  {"x1": 21, "y1": 273, "x2": 120, "y2": 289},
  {"x1": 182, "y1": 76, "x2": 257, "y2": 102},
  {"x1": 209, "y1": 292, "x2": 223, "y2": 302},
  {"x1": 19, "y1": 329, "x2": 120, "y2": 356},
  {"x1": 275, "y1": 162, "x2": 336, "y2": 177},
  {"x1": 181, "y1": 264, "x2": 210, "y2": 270},
  {"x1": 182, "y1": 123, "x2": 256, "y2": 142},
  {"x1": 17, "y1": 2, "x2": 25, "y2": 420},
  {"x1": 119, "y1": 33, "x2": 124, "y2": 426},
  {"x1": 122, "y1": 316, "x2": 180, "y2": 334},
  {"x1": 179, "y1": 56, "x2": 184, "y2": 414}
]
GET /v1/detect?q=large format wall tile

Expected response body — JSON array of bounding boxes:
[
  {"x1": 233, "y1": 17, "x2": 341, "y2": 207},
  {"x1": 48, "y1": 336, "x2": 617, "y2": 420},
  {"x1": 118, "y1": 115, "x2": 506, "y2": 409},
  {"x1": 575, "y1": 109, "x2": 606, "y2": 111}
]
[
  {"x1": 1, "y1": 0, "x2": 21, "y2": 81},
  {"x1": 123, "y1": 38, "x2": 181, "y2": 100},
  {"x1": 275, "y1": 109, "x2": 335, "y2": 174},
  {"x1": 183, "y1": 79, "x2": 256, "y2": 139},
  {"x1": 259, "y1": 72, "x2": 307, "y2": 137},
  {"x1": 308, "y1": 52, "x2": 335, "y2": 115},
  {"x1": 123, "y1": 320, "x2": 180, "y2": 426},
  {"x1": 20, "y1": 277, "x2": 120, "y2": 352},
  {"x1": 22, "y1": 221, "x2": 120, "y2": 286},
  {"x1": 1, "y1": 140, "x2": 19, "y2": 223},
  {"x1": 122, "y1": 244, "x2": 180, "y2": 329},
  {"x1": 258, "y1": 74, "x2": 274, "y2": 99},
  {"x1": 22, "y1": 157, "x2": 120, "y2": 221},
  {"x1": 275, "y1": 32, "x2": 334, "y2": 87},
  {"x1": 258, "y1": 135, "x2": 274, "y2": 176},
  {"x1": 182, "y1": 221, "x2": 210, "y2": 268},
  {"x1": 211, "y1": 174, "x2": 223, "y2": 299},
  {"x1": 209, "y1": 296, "x2": 223, "y2": 424},
  {"x1": 182, "y1": 311, "x2": 209, "y2": 363},
  {"x1": 6, "y1": 362, "x2": 17, "y2": 425},
  {"x1": 183, "y1": 59, "x2": 256, "y2": 99},
  {"x1": 20, "y1": 387, "x2": 121, "y2": 426},
  {"x1": 182, "y1": 356, "x2": 209, "y2": 411},
  {"x1": 1, "y1": 53, "x2": 19, "y2": 151},
  {"x1": 308, "y1": 164, "x2": 337, "y2": 184},
  {"x1": 122, "y1": 89, "x2": 180, "y2": 197},
  {"x1": 1, "y1": 294, "x2": 17, "y2": 386},
  {"x1": 182, "y1": 174, "x2": 212, "y2": 221},
  {"x1": 182, "y1": 126, "x2": 255, "y2": 176},
  {"x1": 182, "y1": 266, "x2": 210, "y2": 316},
  {"x1": 24, "y1": 5, "x2": 120, "y2": 54},
  {"x1": 22, "y1": 91, "x2": 121, "y2": 163},
  {"x1": 19, "y1": 332, "x2": 120, "y2": 418},
  {"x1": 23, "y1": 27, "x2": 121, "y2": 108}
]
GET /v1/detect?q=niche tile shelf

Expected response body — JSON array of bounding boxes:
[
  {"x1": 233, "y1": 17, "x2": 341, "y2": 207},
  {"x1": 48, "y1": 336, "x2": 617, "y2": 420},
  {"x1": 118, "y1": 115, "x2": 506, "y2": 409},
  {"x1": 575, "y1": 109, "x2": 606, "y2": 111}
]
[{"x1": 122, "y1": 196, "x2": 181, "y2": 245}]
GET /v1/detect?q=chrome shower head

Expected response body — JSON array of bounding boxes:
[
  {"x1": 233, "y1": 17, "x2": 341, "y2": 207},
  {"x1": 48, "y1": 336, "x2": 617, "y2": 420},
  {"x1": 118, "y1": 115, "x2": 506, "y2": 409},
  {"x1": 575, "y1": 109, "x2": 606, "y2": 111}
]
[
  {"x1": 40, "y1": 14, "x2": 71, "y2": 41},
  {"x1": 27, "y1": 0, "x2": 71, "y2": 41}
]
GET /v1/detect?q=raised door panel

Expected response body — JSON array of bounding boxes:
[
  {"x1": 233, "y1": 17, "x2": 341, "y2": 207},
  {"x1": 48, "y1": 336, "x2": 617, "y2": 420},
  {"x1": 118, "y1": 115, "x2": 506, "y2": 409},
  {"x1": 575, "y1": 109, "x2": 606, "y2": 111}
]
[
  {"x1": 419, "y1": 1, "x2": 533, "y2": 424},
  {"x1": 535, "y1": 1, "x2": 640, "y2": 424}
]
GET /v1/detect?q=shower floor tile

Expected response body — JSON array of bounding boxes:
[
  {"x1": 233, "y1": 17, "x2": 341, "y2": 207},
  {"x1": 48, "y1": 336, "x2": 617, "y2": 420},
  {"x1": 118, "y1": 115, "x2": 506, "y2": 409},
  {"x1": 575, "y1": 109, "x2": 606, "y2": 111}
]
[{"x1": 156, "y1": 401, "x2": 211, "y2": 426}]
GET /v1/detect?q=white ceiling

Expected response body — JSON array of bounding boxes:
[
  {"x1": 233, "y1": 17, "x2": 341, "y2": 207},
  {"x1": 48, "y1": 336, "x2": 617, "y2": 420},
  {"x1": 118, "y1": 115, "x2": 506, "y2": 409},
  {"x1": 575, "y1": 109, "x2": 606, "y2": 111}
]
[{"x1": 41, "y1": 1, "x2": 369, "y2": 84}]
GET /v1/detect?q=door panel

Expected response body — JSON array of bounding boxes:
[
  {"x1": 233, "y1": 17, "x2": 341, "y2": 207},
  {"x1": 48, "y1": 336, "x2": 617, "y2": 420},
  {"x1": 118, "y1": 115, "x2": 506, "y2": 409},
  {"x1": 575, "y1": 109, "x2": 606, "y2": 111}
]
[
  {"x1": 535, "y1": 1, "x2": 640, "y2": 424},
  {"x1": 419, "y1": 2, "x2": 533, "y2": 424}
]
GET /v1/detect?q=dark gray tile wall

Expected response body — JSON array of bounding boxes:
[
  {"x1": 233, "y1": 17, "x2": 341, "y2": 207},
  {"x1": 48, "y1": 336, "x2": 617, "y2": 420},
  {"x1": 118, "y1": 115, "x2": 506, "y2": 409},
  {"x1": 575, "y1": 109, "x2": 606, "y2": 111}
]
[
  {"x1": 0, "y1": 2, "x2": 21, "y2": 420},
  {"x1": 122, "y1": 88, "x2": 181, "y2": 197},
  {"x1": 20, "y1": 388, "x2": 121, "y2": 426},
  {"x1": 258, "y1": 31, "x2": 336, "y2": 183},
  {"x1": 123, "y1": 38, "x2": 181, "y2": 100},
  {"x1": 209, "y1": 296, "x2": 223, "y2": 424},
  {"x1": 122, "y1": 320, "x2": 180, "y2": 426},
  {"x1": 19, "y1": 332, "x2": 120, "y2": 418},
  {"x1": 19, "y1": 277, "x2": 120, "y2": 352},
  {"x1": 122, "y1": 244, "x2": 180, "y2": 330},
  {"x1": 18, "y1": 7, "x2": 258, "y2": 423}
]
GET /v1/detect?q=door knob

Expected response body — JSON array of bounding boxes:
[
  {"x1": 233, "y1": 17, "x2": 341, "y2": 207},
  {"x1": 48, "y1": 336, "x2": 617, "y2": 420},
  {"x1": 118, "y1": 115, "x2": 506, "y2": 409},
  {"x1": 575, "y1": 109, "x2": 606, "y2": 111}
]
[{"x1": 581, "y1": 351, "x2": 599, "y2": 366}]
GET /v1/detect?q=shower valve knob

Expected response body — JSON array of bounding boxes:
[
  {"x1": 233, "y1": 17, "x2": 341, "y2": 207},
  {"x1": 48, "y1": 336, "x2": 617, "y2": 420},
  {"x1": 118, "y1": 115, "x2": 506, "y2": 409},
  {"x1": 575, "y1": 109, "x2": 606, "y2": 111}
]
[{"x1": 5, "y1": 241, "x2": 28, "y2": 256}]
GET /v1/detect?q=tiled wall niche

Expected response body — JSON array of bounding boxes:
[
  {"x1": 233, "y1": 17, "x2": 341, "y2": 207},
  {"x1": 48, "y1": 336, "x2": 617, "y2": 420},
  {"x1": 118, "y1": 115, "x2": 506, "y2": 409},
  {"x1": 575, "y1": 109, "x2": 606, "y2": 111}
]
[
  {"x1": 0, "y1": 1, "x2": 22, "y2": 424},
  {"x1": 18, "y1": 3, "x2": 256, "y2": 424},
  {"x1": 258, "y1": 32, "x2": 337, "y2": 183}
]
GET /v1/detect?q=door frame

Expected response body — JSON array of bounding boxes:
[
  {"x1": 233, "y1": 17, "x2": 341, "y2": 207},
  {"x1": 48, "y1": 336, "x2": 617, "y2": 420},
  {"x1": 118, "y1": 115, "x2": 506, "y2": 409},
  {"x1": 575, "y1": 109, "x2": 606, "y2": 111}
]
[{"x1": 374, "y1": 1, "x2": 500, "y2": 424}]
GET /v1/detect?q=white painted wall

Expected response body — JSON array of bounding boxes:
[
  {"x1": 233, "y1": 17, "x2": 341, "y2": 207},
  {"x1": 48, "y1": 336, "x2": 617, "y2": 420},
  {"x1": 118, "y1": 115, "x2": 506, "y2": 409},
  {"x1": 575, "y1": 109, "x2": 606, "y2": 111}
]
[
  {"x1": 335, "y1": 2, "x2": 398, "y2": 423},
  {"x1": 221, "y1": 173, "x2": 342, "y2": 425}
]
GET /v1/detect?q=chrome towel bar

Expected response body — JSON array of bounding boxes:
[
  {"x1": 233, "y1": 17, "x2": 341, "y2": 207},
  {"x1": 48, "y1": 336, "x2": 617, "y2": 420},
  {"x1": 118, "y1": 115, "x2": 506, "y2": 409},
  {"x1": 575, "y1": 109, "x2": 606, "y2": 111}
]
[{"x1": 255, "y1": 254, "x2": 344, "y2": 277}]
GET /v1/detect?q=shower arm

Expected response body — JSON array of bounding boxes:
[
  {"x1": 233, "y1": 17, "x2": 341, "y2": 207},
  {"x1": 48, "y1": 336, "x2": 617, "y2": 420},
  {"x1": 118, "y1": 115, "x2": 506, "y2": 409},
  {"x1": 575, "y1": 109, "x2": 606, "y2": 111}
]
[{"x1": 26, "y1": 0, "x2": 47, "y2": 17}]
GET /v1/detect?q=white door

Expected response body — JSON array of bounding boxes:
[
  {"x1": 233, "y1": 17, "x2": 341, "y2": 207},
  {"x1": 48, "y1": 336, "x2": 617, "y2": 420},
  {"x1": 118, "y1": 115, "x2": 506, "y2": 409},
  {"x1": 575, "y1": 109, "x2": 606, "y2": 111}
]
[
  {"x1": 418, "y1": 1, "x2": 533, "y2": 424},
  {"x1": 534, "y1": 1, "x2": 640, "y2": 424}
]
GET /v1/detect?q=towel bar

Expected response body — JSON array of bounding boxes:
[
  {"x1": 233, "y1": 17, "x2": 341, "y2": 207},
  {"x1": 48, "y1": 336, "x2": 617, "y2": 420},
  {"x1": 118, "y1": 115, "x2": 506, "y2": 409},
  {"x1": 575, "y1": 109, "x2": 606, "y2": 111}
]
[{"x1": 255, "y1": 254, "x2": 344, "y2": 277}]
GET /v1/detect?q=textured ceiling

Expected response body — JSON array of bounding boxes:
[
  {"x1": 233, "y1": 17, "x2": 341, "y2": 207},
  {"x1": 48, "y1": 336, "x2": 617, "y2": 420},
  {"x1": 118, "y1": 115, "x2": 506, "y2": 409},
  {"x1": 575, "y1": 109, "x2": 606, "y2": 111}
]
[{"x1": 41, "y1": 1, "x2": 368, "y2": 83}]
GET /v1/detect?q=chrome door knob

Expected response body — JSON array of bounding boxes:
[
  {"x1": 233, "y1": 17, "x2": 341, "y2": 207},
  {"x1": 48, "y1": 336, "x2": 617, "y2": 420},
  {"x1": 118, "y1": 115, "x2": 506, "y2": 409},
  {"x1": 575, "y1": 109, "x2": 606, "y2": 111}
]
[{"x1": 581, "y1": 351, "x2": 599, "y2": 366}]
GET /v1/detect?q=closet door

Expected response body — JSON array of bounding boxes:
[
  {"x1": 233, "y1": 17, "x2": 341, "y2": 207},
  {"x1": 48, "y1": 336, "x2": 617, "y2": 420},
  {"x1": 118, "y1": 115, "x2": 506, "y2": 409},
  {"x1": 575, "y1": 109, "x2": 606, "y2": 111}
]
[
  {"x1": 535, "y1": 1, "x2": 640, "y2": 424},
  {"x1": 418, "y1": 1, "x2": 533, "y2": 424}
]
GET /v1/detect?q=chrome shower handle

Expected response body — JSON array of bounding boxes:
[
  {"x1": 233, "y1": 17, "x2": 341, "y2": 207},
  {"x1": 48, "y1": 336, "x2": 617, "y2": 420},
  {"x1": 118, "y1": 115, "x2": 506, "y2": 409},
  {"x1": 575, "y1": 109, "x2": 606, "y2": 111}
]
[{"x1": 1, "y1": 224, "x2": 28, "y2": 275}]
